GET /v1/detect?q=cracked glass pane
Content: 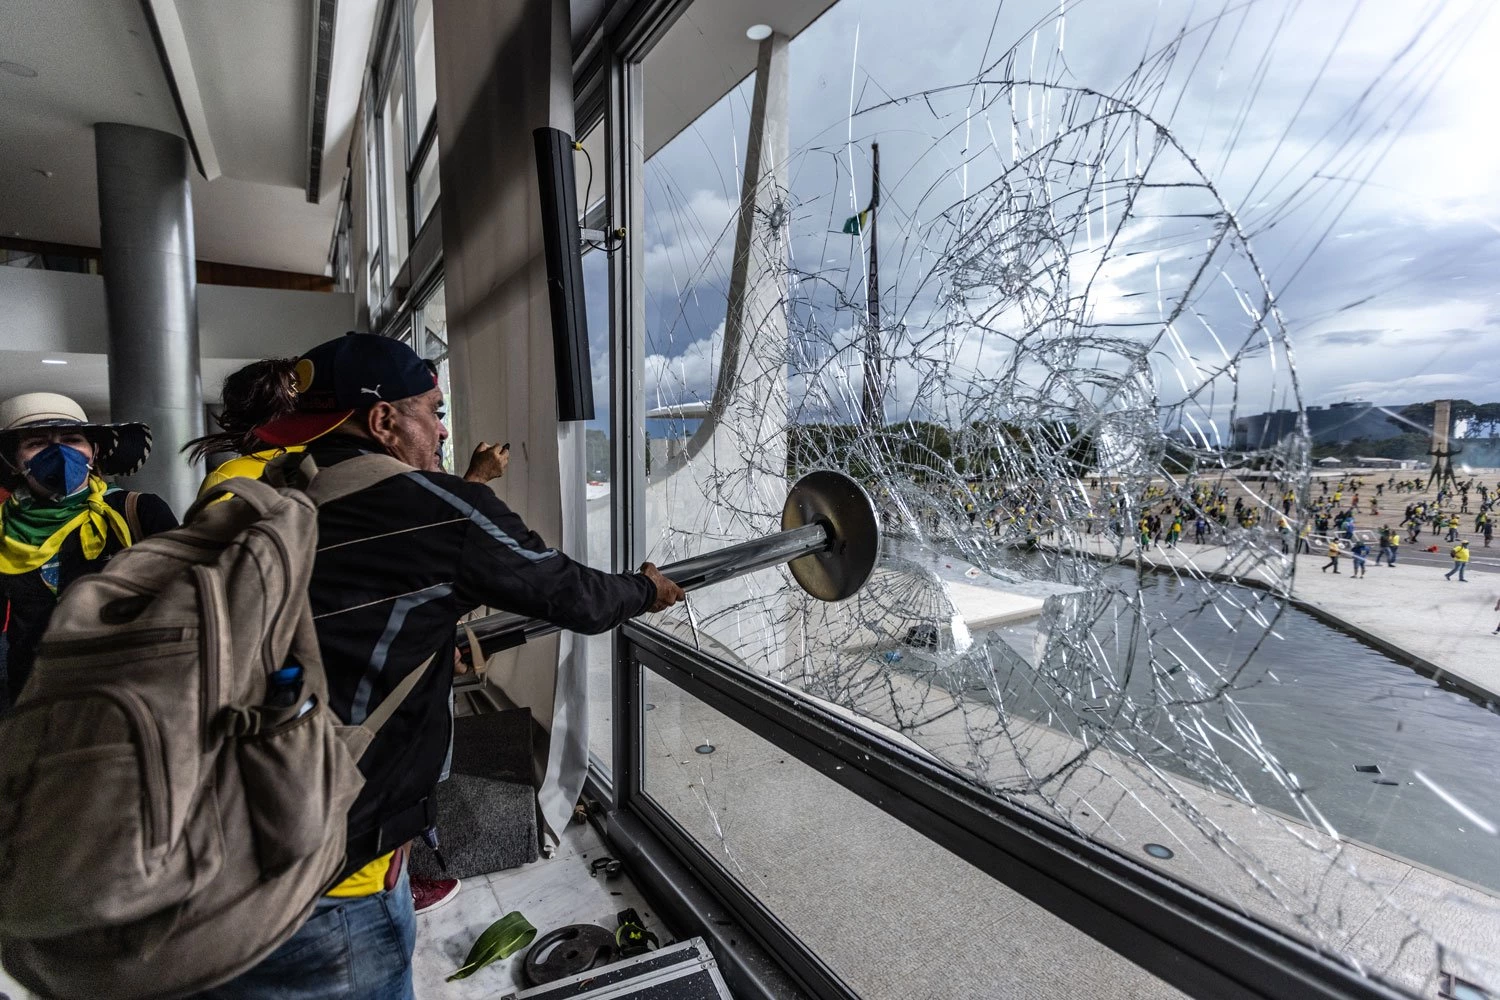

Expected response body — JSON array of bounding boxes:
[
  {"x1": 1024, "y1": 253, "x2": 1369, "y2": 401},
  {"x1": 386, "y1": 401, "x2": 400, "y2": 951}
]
[
  {"x1": 580, "y1": 113, "x2": 615, "y2": 775},
  {"x1": 633, "y1": 0, "x2": 1500, "y2": 994},
  {"x1": 641, "y1": 666, "x2": 1187, "y2": 1000},
  {"x1": 583, "y1": 243, "x2": 615, "y2": 775}
]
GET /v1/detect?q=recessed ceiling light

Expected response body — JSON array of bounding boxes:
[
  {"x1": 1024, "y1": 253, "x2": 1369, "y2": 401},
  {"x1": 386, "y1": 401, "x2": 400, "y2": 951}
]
[
  {"x1": 0, "y1": 61, "x2": 38, "y2": 78},
  {"x1": 746, "y1": 24, "x2": 772, "y2": 41},
  {"x1": 42, "y1": 359, "x2": 67, "y2": 365}
]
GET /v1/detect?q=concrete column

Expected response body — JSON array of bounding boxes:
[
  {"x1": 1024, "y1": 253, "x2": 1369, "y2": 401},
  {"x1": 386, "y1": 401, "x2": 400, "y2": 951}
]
[
  {"x1": 650, "y1": 32, "x2": 792, "y2": 675},
  {"x1": 708, "y1": 30, "x2": 791, "y2": 461},
  {"x1": 94, "y1": 123, "x2": 204, "y2": 518}
]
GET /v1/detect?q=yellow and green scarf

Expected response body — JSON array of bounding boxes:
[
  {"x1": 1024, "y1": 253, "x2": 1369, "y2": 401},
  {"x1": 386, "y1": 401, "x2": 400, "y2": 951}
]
[{"x1": 0, "y1": 476, "x2": 132, "y2": 575}]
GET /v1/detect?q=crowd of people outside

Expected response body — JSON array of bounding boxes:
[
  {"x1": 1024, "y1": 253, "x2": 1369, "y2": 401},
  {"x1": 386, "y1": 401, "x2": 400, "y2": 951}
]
[
  {"x1": 1076, "y1": 471, "x2": 1499, "y2": 586},
  {"x1": 901, "y1": 468, "x2": 1500, "y2": 625},
  {"x1": 890, "y1": 468, "x2": 1500, "y2": 580}
]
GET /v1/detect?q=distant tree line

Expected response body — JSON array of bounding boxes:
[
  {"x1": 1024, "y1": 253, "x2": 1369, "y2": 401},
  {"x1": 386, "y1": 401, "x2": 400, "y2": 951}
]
[
  {"x1": 1312, "y1": 434, "x2": 1433, "y2": 462},
  {"x1": 787, "y1": 420, "x2": 1098, "y2": 480},
  {"x1": 587, "y1": 428, "x2": 609, "y2": 480}
]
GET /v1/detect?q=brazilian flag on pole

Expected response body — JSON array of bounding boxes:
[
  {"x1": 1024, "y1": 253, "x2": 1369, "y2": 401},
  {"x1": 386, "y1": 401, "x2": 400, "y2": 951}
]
[{"x1": 842, "y1": 207, "x2": 871, "y2": 235}]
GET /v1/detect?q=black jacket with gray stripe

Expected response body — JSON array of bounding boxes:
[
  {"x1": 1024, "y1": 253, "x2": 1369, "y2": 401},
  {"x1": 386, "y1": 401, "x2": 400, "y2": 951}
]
[{"x1": 306, "y1": 439, "x2": 654, "y2": 875}]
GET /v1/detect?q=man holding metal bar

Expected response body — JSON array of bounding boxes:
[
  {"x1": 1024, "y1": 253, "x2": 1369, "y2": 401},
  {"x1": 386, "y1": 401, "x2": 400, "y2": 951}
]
[{"x1": 206, "y1": 333, "x2": 684, "y2": 1000}]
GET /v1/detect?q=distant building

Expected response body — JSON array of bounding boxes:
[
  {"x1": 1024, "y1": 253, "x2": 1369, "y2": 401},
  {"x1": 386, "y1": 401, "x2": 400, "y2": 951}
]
[
  {"x1": 1352, "y1": 456, "x2": 1417, "y2": 469},
  {"x1": 1232, "y1": 400, "x2": 1412, "y2": 450}
]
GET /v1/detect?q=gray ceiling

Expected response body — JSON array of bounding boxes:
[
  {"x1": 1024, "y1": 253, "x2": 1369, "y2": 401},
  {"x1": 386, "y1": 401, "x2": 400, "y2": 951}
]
[
  {"x1": 0, "y1": 0, "x2": 835, "y2": 278},
  {"x1": 642, "y1": 0, "x2": 836, "y2": 157},
  {"x1": 0, "y1": 0, "x2": 376, "y2": 274}
]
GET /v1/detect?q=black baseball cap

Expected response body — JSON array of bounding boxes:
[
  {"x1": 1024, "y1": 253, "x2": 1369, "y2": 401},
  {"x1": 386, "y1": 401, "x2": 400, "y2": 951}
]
[{"x1": 254, "y1": 333, "x2": 439, "y2": 447}]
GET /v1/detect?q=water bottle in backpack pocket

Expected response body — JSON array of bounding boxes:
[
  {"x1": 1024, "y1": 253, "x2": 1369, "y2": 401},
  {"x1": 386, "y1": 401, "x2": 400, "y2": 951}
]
[{"x1": 0, "y1": 457, "x2": 411, "y2": 999}]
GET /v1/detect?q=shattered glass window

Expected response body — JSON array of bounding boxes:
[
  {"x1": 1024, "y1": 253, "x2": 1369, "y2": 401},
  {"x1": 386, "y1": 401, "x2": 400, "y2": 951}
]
[
  {"x1": 634, "y1": 0, "x2": 1500, "y2": 994},
  {"x1": 583, "y1": 241, "x2": 615, "y2": 775},
  {"x1": 580, "y1": 120, "x2": 616, "y2": 776},
  {"x1": 641, "y1": 666, "x2": 1189, "y2": 999}
]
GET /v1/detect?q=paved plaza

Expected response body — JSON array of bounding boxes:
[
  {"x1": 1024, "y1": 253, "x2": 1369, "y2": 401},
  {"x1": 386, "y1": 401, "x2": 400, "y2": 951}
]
[{"x1": 1057, "y1": 527, "x2": 1500, "y2": 706}]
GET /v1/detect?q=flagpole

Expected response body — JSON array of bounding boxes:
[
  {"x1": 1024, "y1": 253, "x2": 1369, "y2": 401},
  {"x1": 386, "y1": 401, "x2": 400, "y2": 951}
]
[{"x1": 862, "y1": 142, "x2": 881, "y2": 428}]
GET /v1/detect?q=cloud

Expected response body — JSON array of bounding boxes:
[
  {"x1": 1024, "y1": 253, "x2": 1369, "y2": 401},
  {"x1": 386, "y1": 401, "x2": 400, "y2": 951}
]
[
  {"x1": 1317, "y1": 329, "x2": 1382, "y2": 346},
  {"x1": 1335, "y1": 370, "x2": 1496, "y2": 400},
  {"x1": 643, "y1": 186, "x2": 738, "y2": 296},
  {"x1": 635, "y1": 0, "x2": 1500, "y2": 427},
  {"x1": 644, "y1": 320, "x2": 724, "y2": 407}
]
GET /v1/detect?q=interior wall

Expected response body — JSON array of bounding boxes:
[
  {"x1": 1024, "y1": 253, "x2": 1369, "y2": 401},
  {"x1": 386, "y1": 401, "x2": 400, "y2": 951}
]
[
  {"x1": 0, "y1": 267, "x2": 355, "y2": 358},
  {"x1": 432, "y1": 0, "x2": 581, "y2": 827}
]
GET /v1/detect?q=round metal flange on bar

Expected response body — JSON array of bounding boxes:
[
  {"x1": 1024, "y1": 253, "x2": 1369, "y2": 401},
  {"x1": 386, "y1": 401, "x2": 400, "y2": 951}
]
[{"x1": 781, "y1": 470, "x2": 882, "y2": 602}]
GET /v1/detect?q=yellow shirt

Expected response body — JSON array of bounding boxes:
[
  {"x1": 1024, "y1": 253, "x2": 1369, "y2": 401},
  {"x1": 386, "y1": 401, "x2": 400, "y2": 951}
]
[
  {"x1": 325, "y1": 852, "x2": 395, "y2": 898},
  {"x1": 198, "y1": 447, "x2": 304, "y2": 497}
]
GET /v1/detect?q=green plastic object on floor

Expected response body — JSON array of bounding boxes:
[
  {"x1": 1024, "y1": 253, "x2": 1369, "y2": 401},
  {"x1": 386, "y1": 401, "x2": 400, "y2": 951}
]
[{"x1": 447, "y1": 911, "x2": 538, "y2": 981}]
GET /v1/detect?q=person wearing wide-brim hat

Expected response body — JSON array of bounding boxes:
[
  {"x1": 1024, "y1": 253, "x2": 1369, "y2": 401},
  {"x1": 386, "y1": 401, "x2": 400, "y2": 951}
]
[{"x1": 0, "y1": 392, "x2": 178, "y2": 707}]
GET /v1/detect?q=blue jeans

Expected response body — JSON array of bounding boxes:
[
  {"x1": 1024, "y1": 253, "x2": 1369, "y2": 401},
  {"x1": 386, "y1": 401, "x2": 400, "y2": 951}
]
[
  {"x1": 1446, "y1": 562, "x2": 1467, "y2": 581},
  {"x1": 196, "y1": 864, "x2": 415, "y2": 999}
]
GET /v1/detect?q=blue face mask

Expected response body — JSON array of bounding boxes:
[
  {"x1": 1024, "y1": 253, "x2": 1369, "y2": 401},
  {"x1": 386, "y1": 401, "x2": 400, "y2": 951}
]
[{"x1": 25, "y1": 442, "x2": 92, "y2": 498}]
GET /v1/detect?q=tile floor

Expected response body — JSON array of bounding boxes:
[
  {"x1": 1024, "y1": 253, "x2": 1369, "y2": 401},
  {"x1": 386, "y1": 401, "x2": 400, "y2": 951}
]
[
  {"x1": 413, "y1": 819, "x2": 666, "y2": 999},
  {"x1": 0, "y1": 821, "x2": 663, "y2": 1000}
]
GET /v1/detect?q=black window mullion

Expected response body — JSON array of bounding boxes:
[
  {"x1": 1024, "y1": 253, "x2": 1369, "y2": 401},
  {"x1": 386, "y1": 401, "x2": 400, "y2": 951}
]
[
  {"x1": 401, "y1": 0, "x2": 418, "y2": 170},
  {"x1": 412, "y1": 114, "x2": 439, "y2": 172},
  {"x1": 401, "y1": 0, "x2": 422, "y2": 248}
]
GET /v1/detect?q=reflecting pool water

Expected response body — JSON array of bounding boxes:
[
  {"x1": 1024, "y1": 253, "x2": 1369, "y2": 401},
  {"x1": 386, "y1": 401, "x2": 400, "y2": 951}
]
[{"x1": 948, "y1": 557, "x2": 1500, "y2": 891}]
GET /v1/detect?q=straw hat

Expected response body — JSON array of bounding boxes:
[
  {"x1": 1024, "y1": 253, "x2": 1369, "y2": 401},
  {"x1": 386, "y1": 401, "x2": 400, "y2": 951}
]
[{"x1": 0, "y1": 392, "x2": 152, "y2": 476}]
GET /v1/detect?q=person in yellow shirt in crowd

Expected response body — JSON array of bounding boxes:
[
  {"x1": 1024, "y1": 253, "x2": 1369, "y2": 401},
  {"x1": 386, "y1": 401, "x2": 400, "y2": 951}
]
[
  {"x1": 1321, "y1": 538, "x2": 1342, "y2": 574},
  {"x1": 1445, "y1": 539, "x2": 1470, "y2": 582},
  {"x1": 186, "y1": 358, "x2": 307, "y2": 492}
]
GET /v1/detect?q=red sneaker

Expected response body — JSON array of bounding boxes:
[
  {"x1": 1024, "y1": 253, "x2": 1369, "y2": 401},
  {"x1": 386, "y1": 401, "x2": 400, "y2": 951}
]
[{"x1": 411, "y1": 875, "x2": 461, "y2": 915}]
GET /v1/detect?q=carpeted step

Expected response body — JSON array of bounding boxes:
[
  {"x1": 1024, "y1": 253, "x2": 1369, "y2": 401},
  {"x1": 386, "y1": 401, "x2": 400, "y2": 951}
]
[{"x1": 410, "y1": 708, "x2": 539, "y2": 879}]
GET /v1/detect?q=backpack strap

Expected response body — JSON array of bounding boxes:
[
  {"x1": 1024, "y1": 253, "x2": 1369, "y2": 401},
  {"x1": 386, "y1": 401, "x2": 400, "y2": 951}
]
[
  {"x1": 186, "y1": 475, "x2": 288, "y2": 523},
  {"x1": 301, "y1": 453, "x2": 415, "y2": 507},
  {"x1": 186, "y1": 452, "x2": 416, "y2": 524},
  {"x1": 358, "y1": 651, "x2": 438, "y2": 741},
  {"x1": 460, "y1": 621, "x2": 487, "y2": 677},
  {"x1": 338, "y1": 650, "x2": 440, "y2": 762},
  {"x1": 124, "y1": 491, "x2": 143, "y2": 542}
]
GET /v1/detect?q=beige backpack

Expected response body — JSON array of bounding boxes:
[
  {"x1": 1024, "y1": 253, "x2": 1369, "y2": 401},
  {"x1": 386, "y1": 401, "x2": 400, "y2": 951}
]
[{"x1": 0, "y1": 453, "x2": 422, "y2": 999}]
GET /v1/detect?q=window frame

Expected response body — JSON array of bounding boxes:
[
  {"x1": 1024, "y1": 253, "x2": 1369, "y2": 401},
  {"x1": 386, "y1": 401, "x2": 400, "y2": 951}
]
[
  {"x1": 327, "y1": 175, "x2": 354, "y2": 293},
  {"x1": 363, "y1": 0, "x2": 441, "y2": 332},
  {"x1": 577, "y1": 3, "x2": 1435, "y2": 1000}
]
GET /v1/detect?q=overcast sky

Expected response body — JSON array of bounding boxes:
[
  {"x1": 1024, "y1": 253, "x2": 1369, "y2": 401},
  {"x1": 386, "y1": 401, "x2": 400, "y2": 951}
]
[{"x1": 591, "y1": 0, "x2": 1500, "y2": 437}]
